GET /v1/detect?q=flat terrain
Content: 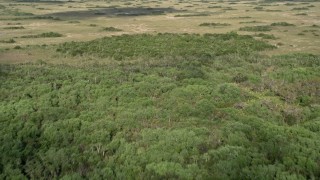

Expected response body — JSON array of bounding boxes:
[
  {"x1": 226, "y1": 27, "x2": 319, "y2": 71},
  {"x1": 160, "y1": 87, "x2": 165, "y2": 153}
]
[
  {"x1": 0, "y1": 0, "x2": 320, "y2": 62},
  {"x1": 0, "y1": 0, "x2": 320, "y2": 179}
]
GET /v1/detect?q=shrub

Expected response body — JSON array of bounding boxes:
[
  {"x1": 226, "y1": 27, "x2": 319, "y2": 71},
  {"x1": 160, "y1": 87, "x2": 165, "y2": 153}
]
[
  {"x1": 232, "y1": 73, "x2": 248, "y2": 83},
  {"x1": 199, "y1": 23, "x2": 231, "y2": 27},
  {"x1": 255, "y1": 33, "x2": 277, "y2": 39},
  {"x1": 21, "y1": 32, "x2": 63, "y2": 38},
  {"x1": 240, "y1": 21, "x2": 261, "y2": 24},
  {"x1": 239, "y1": 25, "x2": 272, "y2": 32},
  {"x1": 295, "y1": 13, "x2": 307, "y2": 16},
  {"x1": 57, "y1": 33, "x2": 275, "y2": 59},
  {"x1": 208, "y1": 5, "x2": 222, "y2": 8},
  {"x1": 3, "y1": 26, "x2": 24, "y2": 29},
  {"x1": 0, "y1": 39, "x2": 16, "y2": 43},
  {"x1": 270, "y1": 22, "x2": 295, "y2": 26},
  {"x1": 102, "y1": 27, "x2": 122, "y2": 32},
  {"x1": 174, "y1": 13, "x2": 210, "y2": 17},
  {"x1": 291, "y1": 7, "x2": 309, "y2": 10}
]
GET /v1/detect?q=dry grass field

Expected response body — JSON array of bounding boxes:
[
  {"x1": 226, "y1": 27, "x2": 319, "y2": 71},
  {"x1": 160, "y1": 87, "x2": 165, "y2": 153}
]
[{"x1": 0, "y1": 0, "x2": 319, "y2": 64}]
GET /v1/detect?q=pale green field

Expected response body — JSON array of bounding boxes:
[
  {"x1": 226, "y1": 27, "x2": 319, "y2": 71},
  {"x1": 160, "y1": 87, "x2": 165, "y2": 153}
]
[{"x1": 0, "y1": 0, "x2": 319, "y2": 63}]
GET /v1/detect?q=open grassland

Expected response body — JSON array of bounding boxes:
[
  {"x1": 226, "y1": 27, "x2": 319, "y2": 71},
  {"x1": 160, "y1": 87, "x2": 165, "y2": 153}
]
[{"x1": 0, "y1": 0, "x2": 320, "y2": 179}]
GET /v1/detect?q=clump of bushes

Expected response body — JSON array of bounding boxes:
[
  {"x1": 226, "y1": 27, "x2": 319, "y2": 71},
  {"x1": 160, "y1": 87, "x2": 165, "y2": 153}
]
[
  {"x1": 0, "y1": 39, "x2": 16, "y2": 43},
  {"x1": 239, "y1": 25, "x2": 272, "y2": 32},
  {"x1": 254, "y1": 6, "x2": 263, "y2": 10},
  {"x1": 291, "y1": 7, "x2": 309, "y2": 10},
  {"x1": 68, "y1": 20, "x2": 80, "y2": 23},
  {"x1": 223, "y1": 7, "x2": 237, "y2": 10},
  {"x1": 3, "y1": 26, "x2": 25, "y2": 29},
  {"x1": 199, "y1": 23, "x2": 231, "y2": 27},
  {"x1": 239, "y1": 21, "x2": 262, "y2": 24},
  {"x1": 270, "y1": 22, "x2": 295, "y2": 26},
  {"x1": 255, "y1": 33, "x2": 277, "y2": 39},
  {"x1": 21, "y1": 32, "x2": 63, "y2": 38},
  {"x1": 57, "y1": 33, "x2": 275, "y2": 59},
  {"x1": 102, "y1": 27, "x2": 122, "y2": 32},
  {"x1": 295, "y1": 13, "x2": 307, "y2": 16},
  {"x1": 208, "y1": 5, "x2": 222, "y2": 8},
  {"x1": 237, "y1": 16, "x2": 252, "y2": 18},
  {"x1": 174, "y1": 13, "x2": 210, "y2": 17}
]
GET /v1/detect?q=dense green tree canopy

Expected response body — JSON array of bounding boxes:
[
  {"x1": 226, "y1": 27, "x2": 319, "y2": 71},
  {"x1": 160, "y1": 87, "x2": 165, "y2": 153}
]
[{"x1": 0, "y1": 33, "x2": 319, "y2": 179}]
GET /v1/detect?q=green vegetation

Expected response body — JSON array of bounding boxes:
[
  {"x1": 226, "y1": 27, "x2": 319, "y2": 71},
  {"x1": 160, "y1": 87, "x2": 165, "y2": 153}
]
[
  {"x1": 271, "y1": 22, "x2": 295, "y2": 26},
  {"x1": 1, "y1": 0, "x2": 320, "y2": 179},
  {"x1": 265, "y1": 9, "x2": 282, "y2": 12},
  {"x1": 68, "y1": 20, "x2": 80, "y2": 24},
  {"x1": 295, "y1": 13, "x2": 308, "y2": 16},
  {"x1": 240, "y1": 21, "x2": 262, "y2": 24},
  {"x1": 223, "y1": 7, "x2": 237, "y2": 10},
  {"x1": 0, "y1": 39, "x2": 16, "y2": 43},
  {"x1": 254, "y1": 6, "x2": 264, "y2": 10},
  {"x1": 57, "y1": 33, "x2": 275, "y2": 59},
  {"x1": 3, "y1": 26, "x2": 25, "y2": 29},
  {"x1": 174, "y1": 13, "x2": 210, "y2": 17},
  {"x1": 0, "y1": 16, "x2": 61, "y2": 21},
  {"x1": 102, "y1": 27, "x2": 123, "y2": 32},
  {"x1": 21, "y1": 32, "x2": 63, "y2": 38},
  {"x1": 237, "y1": 16, "x2": 252, "y2": 18},
  {"x1": 239, "y1": 25, "x2": 272, "y2": 32},
  {"x1": 254, "y1": 33, "x2": 277, "y2": 39},
  {"x1": 13, "y1": 45, "x2": 21, "y2": 49},
  {"x1": 199, "y1": 23, "x2": 231, "y2": 27},
  {"x1": 292, "y1": 7, "x2": 309, "y2": 10},
  {"x1": 208, "y1": 5, "x2": 222, "y2": 8},
  {"x1": 1, "y1": 33, "x2": 320, "y2": 179}
]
